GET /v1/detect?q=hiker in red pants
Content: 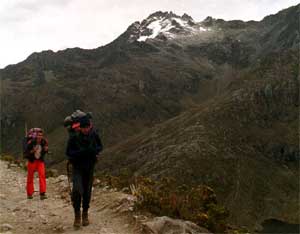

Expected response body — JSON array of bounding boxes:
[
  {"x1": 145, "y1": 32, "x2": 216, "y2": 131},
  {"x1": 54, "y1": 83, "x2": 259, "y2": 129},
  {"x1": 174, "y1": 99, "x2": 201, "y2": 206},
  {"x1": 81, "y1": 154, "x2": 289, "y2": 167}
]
[{"x1": 24, "y1": 129, "x2": 48, "y2": 200}]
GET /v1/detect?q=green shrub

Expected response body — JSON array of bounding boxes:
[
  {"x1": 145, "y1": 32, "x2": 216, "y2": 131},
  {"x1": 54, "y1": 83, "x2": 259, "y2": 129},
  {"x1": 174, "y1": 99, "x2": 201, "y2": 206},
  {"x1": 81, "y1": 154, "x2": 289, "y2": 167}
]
[
  {"x1": 133, "y1": 176, "x2": 230, "y2": 233},
  {"x1": 94, "y1": 173, "x2": 233, "y2": 232},
  {"x1": 46, "y1": 169, "x2": 59, "y2": 178},
  {"x1": 96, "y1": 168, "x2": 133, "y2": 190},
  {"x1": 1, "y1": 154, "x2": 15, "y2": 162}
]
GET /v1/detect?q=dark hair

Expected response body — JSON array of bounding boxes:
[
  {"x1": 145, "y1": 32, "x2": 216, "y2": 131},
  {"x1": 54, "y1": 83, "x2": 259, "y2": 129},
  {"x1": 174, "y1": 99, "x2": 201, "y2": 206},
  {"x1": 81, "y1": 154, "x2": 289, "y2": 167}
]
[{"x1": 80, "y1": 116, "x2": 90, "y2": 127}]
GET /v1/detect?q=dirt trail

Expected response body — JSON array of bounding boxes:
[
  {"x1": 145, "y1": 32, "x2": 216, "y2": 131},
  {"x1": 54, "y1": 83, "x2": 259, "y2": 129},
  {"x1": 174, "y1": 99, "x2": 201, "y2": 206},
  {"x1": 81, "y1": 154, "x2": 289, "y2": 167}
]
[{"x1": 0, "y1": 160, "x2": 139, "y2": 234}]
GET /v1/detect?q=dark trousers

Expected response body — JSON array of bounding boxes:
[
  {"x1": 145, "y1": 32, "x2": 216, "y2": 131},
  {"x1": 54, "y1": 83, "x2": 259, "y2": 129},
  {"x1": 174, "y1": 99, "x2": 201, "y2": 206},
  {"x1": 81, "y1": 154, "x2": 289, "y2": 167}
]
[{"x1": 71, "y1": 164, "x2": 94, "y2": 212}]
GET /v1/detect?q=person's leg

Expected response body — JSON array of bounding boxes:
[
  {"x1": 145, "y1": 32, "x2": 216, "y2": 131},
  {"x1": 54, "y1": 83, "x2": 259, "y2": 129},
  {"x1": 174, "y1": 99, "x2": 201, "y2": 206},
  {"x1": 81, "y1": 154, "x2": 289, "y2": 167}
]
[
  {"x1": 71, "y1": 167, "x2": 83, "y2": 228},
  {"x1": 82, "y1": 166, "x2": 94, "y2": 211},
  {"x1": 37, "y1": 161, "x2": 47, "y2": 198},
  {"x1": 82, "y1": 165, "x2": 95, "y2": 226},
  {"x1": 26, "y1": 161, "x2": 36, "y2": 197}
]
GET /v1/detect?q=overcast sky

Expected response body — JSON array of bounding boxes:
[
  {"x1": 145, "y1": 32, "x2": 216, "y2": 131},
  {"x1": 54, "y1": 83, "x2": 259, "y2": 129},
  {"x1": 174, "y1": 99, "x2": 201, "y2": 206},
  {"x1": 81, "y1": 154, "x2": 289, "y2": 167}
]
[{"x1": 0, "y1": 0, "x2": 298, "y2": 69}]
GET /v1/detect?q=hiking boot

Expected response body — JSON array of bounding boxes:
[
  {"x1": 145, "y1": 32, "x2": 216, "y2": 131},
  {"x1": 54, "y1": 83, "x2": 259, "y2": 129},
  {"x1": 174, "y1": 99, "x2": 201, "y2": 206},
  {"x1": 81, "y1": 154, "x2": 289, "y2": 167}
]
[
  {"x1": 40, "y1": 193, "x2": 47, "y2": 200},
  {"x1": 82, "y1": 210, "x2": 89, "y2": 226},
  {"x1": 27, "y1": 195, "x2": 33, "y2": 199},
  {"x1": 73, "y1": 211, "x2": 81, "y2": 229}
]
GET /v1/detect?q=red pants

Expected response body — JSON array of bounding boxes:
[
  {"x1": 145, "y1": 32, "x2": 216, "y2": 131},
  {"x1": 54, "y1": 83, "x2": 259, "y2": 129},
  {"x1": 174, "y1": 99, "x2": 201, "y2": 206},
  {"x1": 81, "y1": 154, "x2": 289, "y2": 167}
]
[{"x1": 26, "y1": 160, "x2": 46, "y2": 196}]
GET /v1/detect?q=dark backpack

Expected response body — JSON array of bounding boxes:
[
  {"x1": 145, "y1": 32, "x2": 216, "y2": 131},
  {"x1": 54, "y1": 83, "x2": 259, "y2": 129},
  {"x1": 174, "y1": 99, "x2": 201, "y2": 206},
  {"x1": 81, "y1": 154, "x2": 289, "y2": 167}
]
[{"x1": 64, "y1": 110, "x2": 92, "y2": 135}]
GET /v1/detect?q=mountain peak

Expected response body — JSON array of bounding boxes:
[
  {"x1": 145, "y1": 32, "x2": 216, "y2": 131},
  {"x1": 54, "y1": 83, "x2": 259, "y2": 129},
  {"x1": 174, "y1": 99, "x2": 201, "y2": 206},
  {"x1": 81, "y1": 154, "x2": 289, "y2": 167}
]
[
  {"x1": 125, "y1": 11, "x2": 209, "y2": 43},
  {"x1": 147, "y1": 11, "x2": 181, "y2": 20},
  {"x1": 182, "y1": 13, "x2": 194, "y2": 22}
]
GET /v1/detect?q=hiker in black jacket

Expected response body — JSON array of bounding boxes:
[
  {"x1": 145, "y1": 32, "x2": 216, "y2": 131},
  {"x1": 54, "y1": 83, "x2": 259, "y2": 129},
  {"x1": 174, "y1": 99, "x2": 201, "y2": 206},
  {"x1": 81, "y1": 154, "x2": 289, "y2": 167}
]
[{"x1": 66, "y1": 116, "x2": 103, "y2": 228}]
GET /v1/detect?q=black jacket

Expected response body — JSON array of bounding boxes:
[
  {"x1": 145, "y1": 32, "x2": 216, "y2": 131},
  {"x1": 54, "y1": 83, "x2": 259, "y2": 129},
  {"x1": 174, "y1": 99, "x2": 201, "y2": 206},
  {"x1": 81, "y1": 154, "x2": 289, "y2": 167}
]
[
  {"x1": 24, "y1": 138, "x2": 48, "y2": 162},
  {"x1": 66, "y1": 129, "x2": 103, "y2": 168}
]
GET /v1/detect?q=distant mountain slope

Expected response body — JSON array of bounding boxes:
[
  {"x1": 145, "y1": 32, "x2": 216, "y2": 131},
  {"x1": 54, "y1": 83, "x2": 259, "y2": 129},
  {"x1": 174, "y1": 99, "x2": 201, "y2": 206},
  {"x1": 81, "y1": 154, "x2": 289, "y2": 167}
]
[{"x1": 96, "y1": 48, "x2": 299, "y2": 229}]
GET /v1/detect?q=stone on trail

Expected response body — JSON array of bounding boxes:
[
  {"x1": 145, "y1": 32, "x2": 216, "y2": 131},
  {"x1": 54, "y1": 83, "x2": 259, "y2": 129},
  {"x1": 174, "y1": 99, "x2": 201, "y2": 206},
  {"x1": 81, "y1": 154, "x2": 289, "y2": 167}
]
[
  {"x1": 0, "y1": 224, "x2": 13, "y2": 232},
  {"x1": 54, "y1": 175, "x2": 68, "y2": 183},
  {"x1": 141, "y1": 216, "x2": 211, "y2": 234}
]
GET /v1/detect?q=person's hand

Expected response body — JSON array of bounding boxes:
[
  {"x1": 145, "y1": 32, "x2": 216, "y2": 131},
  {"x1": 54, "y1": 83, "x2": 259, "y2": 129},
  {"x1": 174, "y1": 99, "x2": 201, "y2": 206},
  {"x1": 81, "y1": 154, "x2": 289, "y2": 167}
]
[{"x1": 66, "y1": 159, "x2": 73, "y2": 164}]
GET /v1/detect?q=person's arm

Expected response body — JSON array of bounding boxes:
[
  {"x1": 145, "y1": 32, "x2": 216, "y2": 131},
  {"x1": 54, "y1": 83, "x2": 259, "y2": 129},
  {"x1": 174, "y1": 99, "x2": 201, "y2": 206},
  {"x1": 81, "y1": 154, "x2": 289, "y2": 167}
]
[
  {"x1": 26, "y1": 140, "x2": 35, "y2": 154},
  {"x1": 42, "y1": 139, "x2": 49, "y2": 154},
  {"x1": 86, "y1": 131, "x2": 103, "y2": 157},
  {"x1": 24, "y1": 140, "x2": 35, "y2": 161},
  {"x1": 95, "y1": 133, "x2": 103, "y2": 155}
]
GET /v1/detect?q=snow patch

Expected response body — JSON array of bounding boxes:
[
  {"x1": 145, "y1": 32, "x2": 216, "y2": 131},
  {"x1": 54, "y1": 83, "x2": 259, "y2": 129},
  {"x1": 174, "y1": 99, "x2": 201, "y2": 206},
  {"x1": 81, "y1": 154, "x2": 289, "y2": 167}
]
[
  {"x1": 138, "y1": 19, "x2": 176, "y2": 41},
  {"x1": 138, "y1": 36, "x2": 149, "y2": 42},
  {"x1": 173, "y1": 18, "x2": 185, "y2": 27},
  {"x1": 136, "y1": 16, "x2": 212, "y2": 42}
]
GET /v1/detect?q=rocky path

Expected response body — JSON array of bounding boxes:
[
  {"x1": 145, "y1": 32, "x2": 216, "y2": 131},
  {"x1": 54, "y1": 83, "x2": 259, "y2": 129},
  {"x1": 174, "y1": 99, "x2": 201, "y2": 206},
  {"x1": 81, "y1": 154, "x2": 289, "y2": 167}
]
[{"x1": 0, "y1": 160, "x2": 139, "y2": 234}]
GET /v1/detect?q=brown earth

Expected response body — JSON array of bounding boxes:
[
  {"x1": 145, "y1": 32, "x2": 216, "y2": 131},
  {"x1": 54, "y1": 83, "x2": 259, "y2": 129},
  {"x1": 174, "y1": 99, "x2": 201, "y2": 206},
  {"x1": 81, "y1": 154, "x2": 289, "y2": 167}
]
[{"x1": 0, "y1": 160, "x2": 139, "y2": 234}]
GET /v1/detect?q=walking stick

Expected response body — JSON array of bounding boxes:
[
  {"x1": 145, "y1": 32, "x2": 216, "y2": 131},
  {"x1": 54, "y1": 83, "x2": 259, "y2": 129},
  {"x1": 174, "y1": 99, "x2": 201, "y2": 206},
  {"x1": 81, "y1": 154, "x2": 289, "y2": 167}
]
[{"x1": 66, "y1": 160, "x2": 72, "y2": 196}]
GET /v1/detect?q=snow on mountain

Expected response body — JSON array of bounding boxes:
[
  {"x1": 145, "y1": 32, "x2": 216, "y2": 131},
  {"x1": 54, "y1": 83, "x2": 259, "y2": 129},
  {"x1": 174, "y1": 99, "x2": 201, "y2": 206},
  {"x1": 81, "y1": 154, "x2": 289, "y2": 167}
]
[{"x1": 127, "y1": 11, "x2": 211, "y2": 43}]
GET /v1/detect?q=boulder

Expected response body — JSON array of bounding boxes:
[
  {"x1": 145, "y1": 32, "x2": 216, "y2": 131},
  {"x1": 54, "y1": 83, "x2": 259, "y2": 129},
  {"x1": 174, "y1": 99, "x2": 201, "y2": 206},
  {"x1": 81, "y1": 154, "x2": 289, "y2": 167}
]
[
  {"x1": 54, "y1": 175, "x2": 68, "y2": 183},
  {"x1": 142, "y1": 216, "x2": 211, "y2": 234},
  {"x1": 0, "y1": 224, "x2": 13, "y2": 232}
]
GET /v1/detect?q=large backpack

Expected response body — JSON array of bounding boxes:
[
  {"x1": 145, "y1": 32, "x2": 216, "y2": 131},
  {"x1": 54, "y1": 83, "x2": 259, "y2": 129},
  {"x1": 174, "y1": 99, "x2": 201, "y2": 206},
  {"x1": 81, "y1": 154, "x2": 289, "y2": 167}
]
[
  {"x1": 64, "y1": 110, "x2": 92, "y2": 135},
  {"x1": 22, "y1": 128, "x2": 45, "y2": 158}
]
